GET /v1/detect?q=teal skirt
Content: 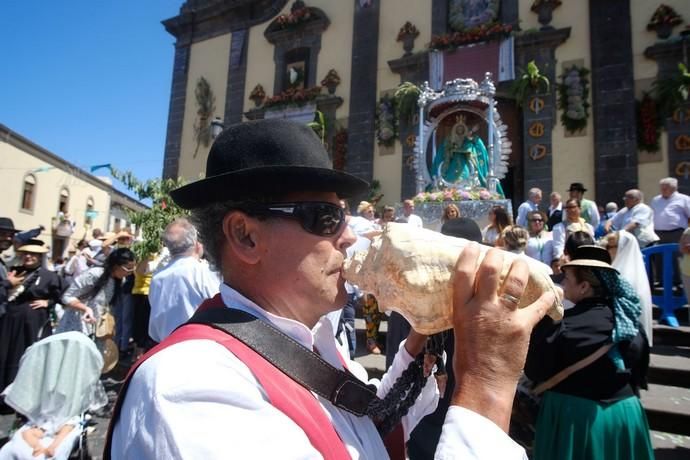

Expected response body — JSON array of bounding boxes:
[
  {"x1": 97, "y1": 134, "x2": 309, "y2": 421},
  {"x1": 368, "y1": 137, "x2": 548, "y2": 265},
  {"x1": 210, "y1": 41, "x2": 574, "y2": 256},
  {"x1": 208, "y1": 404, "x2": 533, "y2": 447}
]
[{"x1": 533, "y1": 391, "x2": 655, "y2": 460}]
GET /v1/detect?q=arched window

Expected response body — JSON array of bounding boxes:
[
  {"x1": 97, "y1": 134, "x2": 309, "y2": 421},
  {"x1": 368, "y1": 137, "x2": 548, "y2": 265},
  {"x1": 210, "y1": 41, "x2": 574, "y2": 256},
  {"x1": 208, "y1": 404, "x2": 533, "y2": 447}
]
[
  {"x1": 85, "y1": 197, "x2": 95, "y2": 226},
  {"x1": 21, "y1": 174, "x2": 36, "y2": 211},
  {"x1": 58, "y1": 187, "x2": 70, "y2": 214}
]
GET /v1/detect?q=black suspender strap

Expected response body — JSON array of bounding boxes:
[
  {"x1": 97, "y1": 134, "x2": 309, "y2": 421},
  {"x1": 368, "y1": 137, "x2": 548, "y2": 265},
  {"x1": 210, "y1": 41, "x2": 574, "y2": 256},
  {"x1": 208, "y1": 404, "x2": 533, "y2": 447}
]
[{"x1": 189, "y1": 306, "x2": 378, "y2": 417}]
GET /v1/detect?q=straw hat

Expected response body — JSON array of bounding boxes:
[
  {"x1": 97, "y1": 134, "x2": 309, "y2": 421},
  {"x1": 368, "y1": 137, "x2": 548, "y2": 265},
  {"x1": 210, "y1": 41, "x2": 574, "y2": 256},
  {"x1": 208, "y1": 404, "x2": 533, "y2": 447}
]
[
  {"x1": 17, "y1": 238, "x2": 49, "y2": 254},
  {"x1": 561, "y1": 245, "x2": 618, "y2": 272},
  {"x1": 102, "y1": 231, "x2": 132, "y2": 247}
]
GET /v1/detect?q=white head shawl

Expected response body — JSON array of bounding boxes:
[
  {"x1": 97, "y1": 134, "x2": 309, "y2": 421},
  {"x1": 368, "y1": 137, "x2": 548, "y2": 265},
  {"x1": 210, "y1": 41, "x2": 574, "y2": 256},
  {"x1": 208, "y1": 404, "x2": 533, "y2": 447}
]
[{"x1": 612, "y1": 230, "x2": 653, "y2": 345}]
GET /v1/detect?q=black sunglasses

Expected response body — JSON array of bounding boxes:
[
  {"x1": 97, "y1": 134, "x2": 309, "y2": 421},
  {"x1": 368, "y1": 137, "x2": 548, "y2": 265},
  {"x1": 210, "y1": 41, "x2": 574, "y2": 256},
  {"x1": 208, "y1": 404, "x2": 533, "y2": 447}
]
[
  {"x1": 243, "y1": 202, "x2": 346, "y2": 236},
  {"x1": 529, "y1": 218, "x2": 544, "y2": 222}
]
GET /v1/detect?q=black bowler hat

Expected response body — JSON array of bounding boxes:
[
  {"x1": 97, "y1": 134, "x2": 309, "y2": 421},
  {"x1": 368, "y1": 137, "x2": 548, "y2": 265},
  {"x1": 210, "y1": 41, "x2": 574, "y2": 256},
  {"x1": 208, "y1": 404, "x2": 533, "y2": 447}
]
[
  {"x1": 0, "y1": 218, "x2": 20, "y2": 233},
  {"x1": 567, "y1": 182, "x2": 587, "y2": 193},
  {"x1": 170, "y1": 119, "x2": 369, "y2": 209}
]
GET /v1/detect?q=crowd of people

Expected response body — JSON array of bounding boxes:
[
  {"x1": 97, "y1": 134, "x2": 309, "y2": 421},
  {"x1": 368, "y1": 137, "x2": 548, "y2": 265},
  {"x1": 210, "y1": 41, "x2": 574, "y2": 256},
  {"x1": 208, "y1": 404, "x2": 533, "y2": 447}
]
[{"x1": 0, "y1": 119, "x2": 685, "y2": 459}]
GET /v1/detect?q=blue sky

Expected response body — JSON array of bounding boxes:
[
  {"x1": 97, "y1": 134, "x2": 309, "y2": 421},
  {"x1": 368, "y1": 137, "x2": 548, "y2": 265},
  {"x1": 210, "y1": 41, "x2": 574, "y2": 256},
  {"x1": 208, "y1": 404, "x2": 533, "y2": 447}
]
[{"x1": 1, "y1": 1, "x2": 183, "y2": 193}]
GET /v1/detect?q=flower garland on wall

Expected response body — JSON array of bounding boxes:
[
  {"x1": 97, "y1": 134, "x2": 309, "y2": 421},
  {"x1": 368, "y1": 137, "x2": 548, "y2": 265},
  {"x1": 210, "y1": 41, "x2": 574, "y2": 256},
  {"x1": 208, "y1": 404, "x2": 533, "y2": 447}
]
[
  {"x1": 193, "y1": 77, "x2": 216, "y2": 157},
  {"x1": 636, "y1": 93, "x2": 661, "y2": 153},
  {"x1": 429, "y1": 23, "x2": 513, "y2": 51},
  {"x1": 376, "y1": 94, "x2": 397, "y2": 147},
  {"x1": 333, "y1": 128, "x2": 348, "y2": 171},
  {"x1": 557, "y1": 65, "x2": 590, "y2": 133}
]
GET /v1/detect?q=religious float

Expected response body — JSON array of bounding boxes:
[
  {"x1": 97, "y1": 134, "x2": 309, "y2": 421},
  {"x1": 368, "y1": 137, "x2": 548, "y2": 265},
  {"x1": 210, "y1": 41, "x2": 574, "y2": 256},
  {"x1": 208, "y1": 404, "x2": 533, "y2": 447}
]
[{"x1": 407, "y1": 72, "x2": 513, "y2": 230}]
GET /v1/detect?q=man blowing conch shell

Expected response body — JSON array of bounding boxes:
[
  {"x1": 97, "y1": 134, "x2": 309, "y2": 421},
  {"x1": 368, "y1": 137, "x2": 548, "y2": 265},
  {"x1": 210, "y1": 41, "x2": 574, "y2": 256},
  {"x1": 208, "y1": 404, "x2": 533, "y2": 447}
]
[{"x1": 107, "y1": 119, "x2": 559, "y2": 460}]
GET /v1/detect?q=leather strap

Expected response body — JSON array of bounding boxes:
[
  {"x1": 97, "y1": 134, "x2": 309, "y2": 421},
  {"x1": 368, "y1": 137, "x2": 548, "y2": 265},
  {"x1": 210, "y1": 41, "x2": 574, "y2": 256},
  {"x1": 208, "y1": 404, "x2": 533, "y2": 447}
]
[
  {"x1": 189, "y1": 305, "x2": 379, "y2": 417},
  {"x1": 532, "y1": 343, "x2": 613, "y2": 396}
]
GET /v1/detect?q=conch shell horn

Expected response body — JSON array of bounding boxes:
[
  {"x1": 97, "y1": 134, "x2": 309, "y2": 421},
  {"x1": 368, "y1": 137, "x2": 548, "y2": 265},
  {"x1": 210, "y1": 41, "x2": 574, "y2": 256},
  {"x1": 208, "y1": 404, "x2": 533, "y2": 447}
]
[{"x1": 343, "y1": 223, "x2": 563, "y2": 335}]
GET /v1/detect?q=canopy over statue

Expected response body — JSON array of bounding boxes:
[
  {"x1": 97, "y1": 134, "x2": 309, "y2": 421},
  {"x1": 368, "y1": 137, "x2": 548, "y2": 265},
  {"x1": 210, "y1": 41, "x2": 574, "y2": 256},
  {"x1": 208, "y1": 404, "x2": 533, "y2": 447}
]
[{"x1": 414, "y1": 73, "x2": 510, "y2": 198}]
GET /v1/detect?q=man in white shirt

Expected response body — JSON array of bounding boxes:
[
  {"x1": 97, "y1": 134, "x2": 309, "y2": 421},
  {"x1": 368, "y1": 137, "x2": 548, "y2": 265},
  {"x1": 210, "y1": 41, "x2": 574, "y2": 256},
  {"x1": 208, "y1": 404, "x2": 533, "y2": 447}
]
[
  {"x1": 605, "y1": 189, "x2": 659, "y2": 249},
  {"x1": 147, "y1": 218, "x2": 220, "y2": 342},
  {"x1": 516, "y1": 188, "x2": 542, "y2": 227},
  {"x1": 109, "y1": 120, "x2": 553, "y2": 459},
  {"x1": 650, "y1": 177, "x2": 690, "y2": 285},
  {"x1": 402, "y1": 199, "x2": 424, "y2": 228}
]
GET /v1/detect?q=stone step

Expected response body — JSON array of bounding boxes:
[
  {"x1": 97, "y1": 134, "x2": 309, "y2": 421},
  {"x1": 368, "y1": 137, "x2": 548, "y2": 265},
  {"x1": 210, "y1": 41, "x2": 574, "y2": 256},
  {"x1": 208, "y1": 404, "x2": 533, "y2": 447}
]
[
  {"x1": 653, "y1": 306, "x2": 689, "y2": 324},
  {"x1": 649, "y1": 346, "x2": 690, "y2": 389},
  {"x1": 654, "y1": 324, "x2": 690, "y2": 347},
  {"x1": 641, "y1": 384, "x2": 690, "y2": 437},
  {"x1": 651, "y1": 431, "x2": 690, "y2": 460}
]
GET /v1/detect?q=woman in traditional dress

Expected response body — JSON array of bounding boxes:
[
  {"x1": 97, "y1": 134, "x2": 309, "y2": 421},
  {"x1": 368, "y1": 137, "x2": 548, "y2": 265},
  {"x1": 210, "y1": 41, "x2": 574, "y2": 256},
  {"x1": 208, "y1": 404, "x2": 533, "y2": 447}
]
[
  {"x1": 482, "y1": 205, "x2": 511, "y2": 245},
  {"x1": 601, "y1": 230, "x2": 653, "y2": 345},
  {"x1": 57, "y1": 248, "x2": 135, "y2": 335},
  {"x1": 0, "y1": 240, "x2": 62, "y2": 393},
  {"x1": 552, "y1": 198, "x2": 594, "y2": 272},
  {"x1": 525, "y1": 245, "x2": 653, "y2": 460}
]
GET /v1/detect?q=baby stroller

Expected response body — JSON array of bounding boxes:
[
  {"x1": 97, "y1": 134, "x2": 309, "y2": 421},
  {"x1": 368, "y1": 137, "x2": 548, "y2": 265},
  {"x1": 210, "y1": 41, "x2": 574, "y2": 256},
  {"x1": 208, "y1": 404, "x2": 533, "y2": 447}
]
[{"x1": 0, "y1": 332, "x2": 107, "y2": 460}]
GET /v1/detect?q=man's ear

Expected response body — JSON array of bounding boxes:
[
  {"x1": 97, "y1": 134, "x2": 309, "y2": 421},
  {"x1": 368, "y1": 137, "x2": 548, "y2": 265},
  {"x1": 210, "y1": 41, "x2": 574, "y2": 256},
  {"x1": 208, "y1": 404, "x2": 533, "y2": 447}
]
[{"x1": 222, "y1": 211, "x2": 262, "y2": 265}]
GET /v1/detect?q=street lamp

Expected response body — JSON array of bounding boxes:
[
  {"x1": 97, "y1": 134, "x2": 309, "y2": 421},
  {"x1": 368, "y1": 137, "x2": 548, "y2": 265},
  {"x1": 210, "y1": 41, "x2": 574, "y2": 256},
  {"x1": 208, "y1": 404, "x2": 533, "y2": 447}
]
[{"x1": 210, "y1": 117, "x2": 225, "y2": 140}]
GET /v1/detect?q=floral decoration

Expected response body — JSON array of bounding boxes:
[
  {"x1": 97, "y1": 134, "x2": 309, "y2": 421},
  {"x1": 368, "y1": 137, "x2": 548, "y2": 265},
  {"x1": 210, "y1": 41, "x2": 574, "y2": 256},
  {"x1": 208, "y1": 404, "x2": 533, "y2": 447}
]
[
  {"x1": 510, "y1": 60, "x2": 550, "y2": 107},
  {"x1": 636, "y1": 93, "x2": 661, "y2": 153},
  {"x1": 333, "y1": 128, "x2": 348, "y2": 171},
  {"x1": 557, "y1": 65, "x2": 590, "y2": 133},
  {"x1": 376, "y1": 94, "x2": 397, "y2": 147},
  {"x1": 250, "y1": 84, "x2": 266, "y2": 99},
  {"x1": 652, "y1": 62, "x2": 690, "y2": 118},
  {"x1": 275, "y1": 1, "x2": 312, "y2": 29},
  {"x1": 321, "y1": 69, "x2": 341, "y2": 87},
  {"x1": 193, "y1": 77, "x2": 216, "y2": 156},
  {"x1": 413, "y1": 188, "x2": 499, "y2": 203},
  {"x1": 263, "y1": 86, "x2": 323, "y2": 109},
  {"x1": 249, "y1": 84, "x2": 266, "y2": 106},
  {"x1": 647, "y1": 4, "x2": 683, "y2": 30},
  {"x1": 429, "y1": 23, "x2": 512, "y2": 51},
  {"x1": 397, "y1": 21, "x2": 419, "y2": 42}
]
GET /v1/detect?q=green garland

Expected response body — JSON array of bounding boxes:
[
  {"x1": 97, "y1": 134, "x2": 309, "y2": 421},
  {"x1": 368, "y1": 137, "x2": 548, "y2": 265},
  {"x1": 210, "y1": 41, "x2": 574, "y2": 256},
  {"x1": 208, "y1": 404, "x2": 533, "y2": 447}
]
[
  {"x1": 394, "y1": 82, "x2": 421, "y2": 123},
  {"x1": 510, "y1": 61, "x2": 549, "y2": 108},
  {"x1": 557, "y1": 65, "x2": 590, "y2": 133}
]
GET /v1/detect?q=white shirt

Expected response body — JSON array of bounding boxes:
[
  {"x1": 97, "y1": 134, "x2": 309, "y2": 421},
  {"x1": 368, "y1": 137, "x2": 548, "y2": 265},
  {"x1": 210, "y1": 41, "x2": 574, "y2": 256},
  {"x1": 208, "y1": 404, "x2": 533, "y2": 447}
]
[
  {"x1": 548, "y1": 202, "x2": 562, "y2": 216},
  {"x1": 515, "y1": 200, "x2": 539, "y2": 228},
  {"x1": 348, "y1": 216, "x2": 380, "y2": 236},
  {"x1": 552, "y1": 220, "x2": 594, "y2": 259},
  {"x1": 651, "y1": 191, "x2": 690, "y2": 231},
  {"x1": 148, "y1": 255, "x2": 221, "y2": 342},
  {"x1": 482, "y1": 226, "x2": 500, "y2": 245},
  {"x1": 525, "y1": 232, "x2": 555, "y2": 266},
  {"x1": 112, "y1": 284, "x2": 527, "y2": 460},
  {"x1": 406, "y1": 213, "x2": 424, "y2": 228},
  {"x1": 609, "y1": 203, "x2": 659, "y2": 247}
]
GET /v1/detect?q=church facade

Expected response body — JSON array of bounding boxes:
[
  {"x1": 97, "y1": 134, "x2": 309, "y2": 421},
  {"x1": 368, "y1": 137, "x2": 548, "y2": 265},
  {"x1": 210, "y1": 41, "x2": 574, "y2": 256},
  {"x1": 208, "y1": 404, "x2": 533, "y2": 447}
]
[{"x1": 159, "y1": 0, "x2": 690, "y2": 209}]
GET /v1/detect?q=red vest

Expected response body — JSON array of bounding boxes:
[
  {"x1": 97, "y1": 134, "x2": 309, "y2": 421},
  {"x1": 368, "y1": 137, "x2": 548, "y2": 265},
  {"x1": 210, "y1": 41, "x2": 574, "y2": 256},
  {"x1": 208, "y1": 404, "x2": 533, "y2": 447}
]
[{"x1": 105, "y1": 294, "x2": 351, "y2": 460}]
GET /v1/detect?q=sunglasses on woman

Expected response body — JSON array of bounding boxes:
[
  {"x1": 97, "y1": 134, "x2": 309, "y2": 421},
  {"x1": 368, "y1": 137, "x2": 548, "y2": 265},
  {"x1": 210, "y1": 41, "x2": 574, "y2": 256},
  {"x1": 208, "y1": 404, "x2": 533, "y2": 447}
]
[{"x1": 243, "y1": 202, "x2": 346, "y2": 237}]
